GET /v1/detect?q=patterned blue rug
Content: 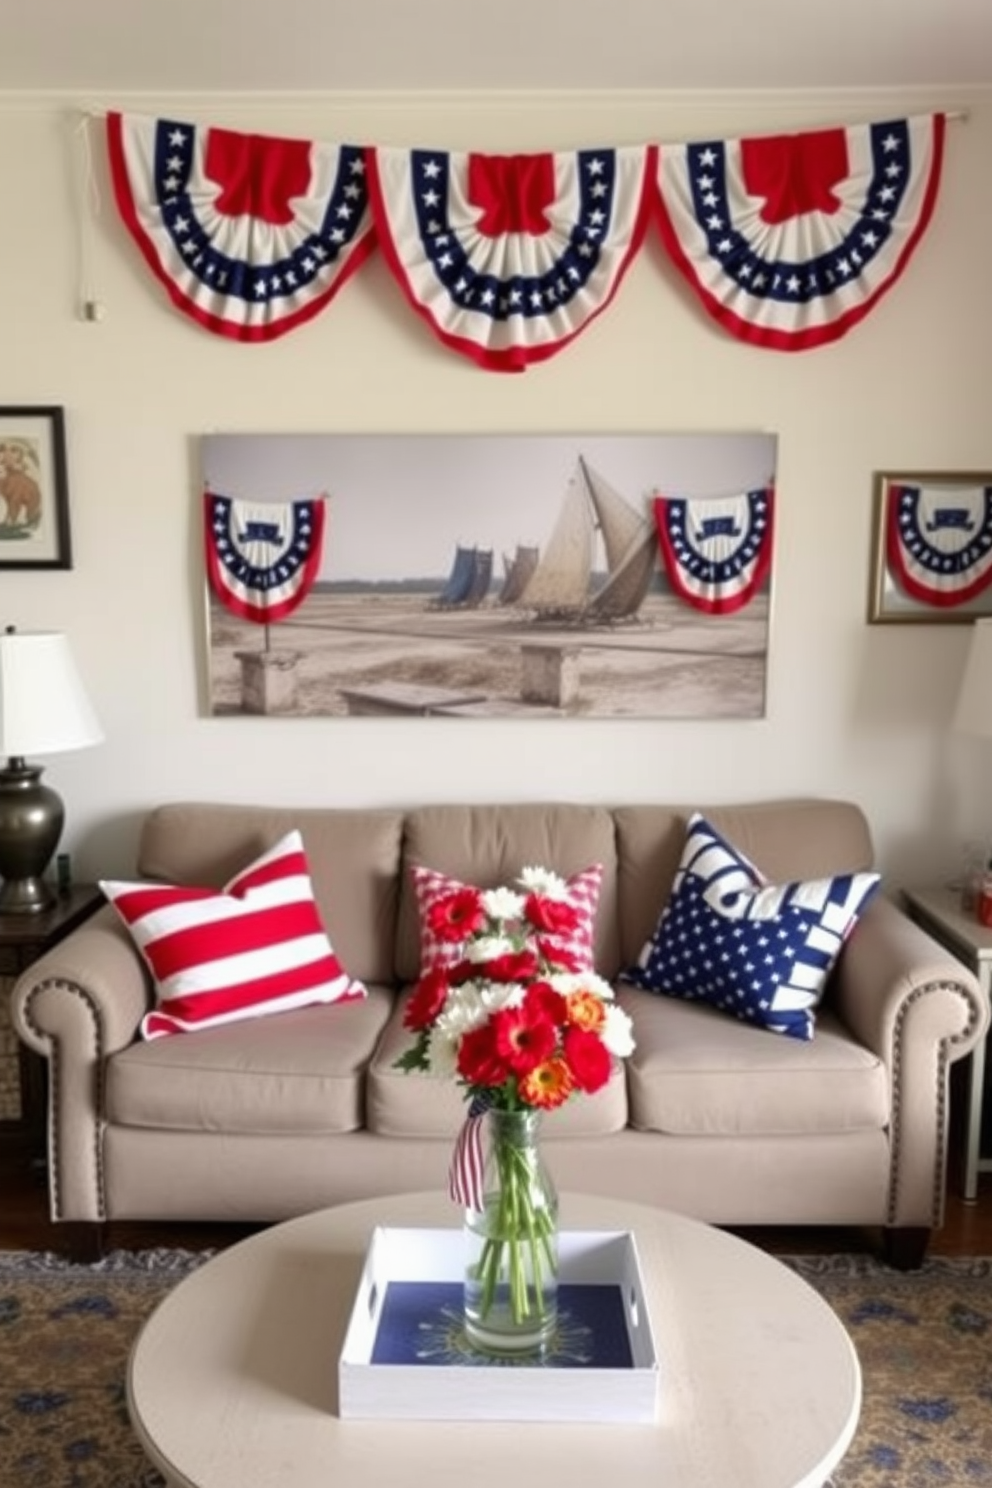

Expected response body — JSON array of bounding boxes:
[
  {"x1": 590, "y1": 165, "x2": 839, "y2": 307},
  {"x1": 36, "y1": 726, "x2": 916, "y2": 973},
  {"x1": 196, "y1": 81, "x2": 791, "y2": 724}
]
[{"x1": 0, "y1": 1248, "x2": 989, "y2": 1486}]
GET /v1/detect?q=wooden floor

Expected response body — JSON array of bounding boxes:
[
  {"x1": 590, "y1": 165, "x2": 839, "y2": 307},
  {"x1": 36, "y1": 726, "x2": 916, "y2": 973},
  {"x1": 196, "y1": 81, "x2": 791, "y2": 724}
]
[{"x1": 2, "y1": 1149, "x2": 990, "y2": 1259}]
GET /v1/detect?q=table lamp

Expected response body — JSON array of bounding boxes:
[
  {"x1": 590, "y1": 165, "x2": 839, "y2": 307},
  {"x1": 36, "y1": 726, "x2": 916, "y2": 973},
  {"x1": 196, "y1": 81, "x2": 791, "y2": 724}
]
[{"x1": 0, "y1": 626, "x2": 103, "y2": 913}]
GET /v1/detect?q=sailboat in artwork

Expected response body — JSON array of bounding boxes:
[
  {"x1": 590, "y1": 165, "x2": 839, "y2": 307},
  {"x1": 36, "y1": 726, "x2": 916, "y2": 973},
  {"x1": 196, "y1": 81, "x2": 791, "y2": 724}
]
[
  {"x1": 519, "y1": 456, "x2": 656, "y2": 622},
  {"x1": 431, "y1": 545, "x2": 494, "y2": 608},
  {"x1": 498, "y1": 545, "x2": 540, "y2": 604}
]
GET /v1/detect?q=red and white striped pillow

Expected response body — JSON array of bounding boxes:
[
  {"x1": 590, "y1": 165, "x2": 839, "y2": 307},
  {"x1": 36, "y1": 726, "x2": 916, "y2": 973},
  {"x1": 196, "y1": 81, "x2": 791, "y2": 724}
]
[
  {"x1": 410, "y1": 862, "x2": 603, "y2": 977},
  {"x1": 102, "y1": 831, "x2": 366, "y2": 1040}
]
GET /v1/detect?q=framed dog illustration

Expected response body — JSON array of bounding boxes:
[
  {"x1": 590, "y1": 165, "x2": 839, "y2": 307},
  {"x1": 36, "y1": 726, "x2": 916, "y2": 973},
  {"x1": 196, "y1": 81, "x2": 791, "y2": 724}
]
[{"x1": 0, "y1": 406, "x2": 71, "y2": 570}]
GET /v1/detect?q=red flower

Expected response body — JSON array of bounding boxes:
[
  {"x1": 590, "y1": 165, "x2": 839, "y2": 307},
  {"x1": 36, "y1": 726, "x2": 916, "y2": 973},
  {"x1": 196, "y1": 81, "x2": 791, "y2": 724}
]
[
  {"x1": 447, "y1": 957, "x2": 477, "y2": 985},
  {"x1": 403, "y1": 968, "x2": 451, "y2": 1031},
  {"x1": 520, "y1": 1056, "x2": 575, "y2": 1110},
  {"x1": 457, "y1": 1023, "x2": 510, "y2": 1087},
  {"x1": 524, "y1": 980, "x2": 568, "y2": 1027},
  {"x1": 562, "y1": 1026, "x2": 612, "y2": 1093},
  {"x1": 525, "y1": 892, "x2": 581, "y2": 937},
  {"x1": 427, "y1": 887, "x2": 486, "y2": 943},
  {"x1": 477, "y1": 948, "x2": 540, "y2": 984},
  {"x1": 492, "y1": 1003, "x2": 557, "y2": 1076}
]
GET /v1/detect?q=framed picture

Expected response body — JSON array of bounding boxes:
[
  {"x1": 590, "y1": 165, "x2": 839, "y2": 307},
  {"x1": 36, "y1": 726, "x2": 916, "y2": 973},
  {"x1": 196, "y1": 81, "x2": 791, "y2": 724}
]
[
  {"x1": 0, "y1": 406, "x2": 71, "y2": 570},
  {"x1": 868, "y1": 470, "x2": 992, "y2": 624},
  {"x1": 201, "y1": 431, "x2": 777, "y2": 720}
]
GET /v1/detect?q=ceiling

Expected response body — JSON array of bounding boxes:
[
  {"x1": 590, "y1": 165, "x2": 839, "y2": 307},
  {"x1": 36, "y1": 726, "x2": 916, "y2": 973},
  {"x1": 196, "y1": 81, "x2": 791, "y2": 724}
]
[{"x1": 1, "y1": 0, "x2": 990, "y2": 95}]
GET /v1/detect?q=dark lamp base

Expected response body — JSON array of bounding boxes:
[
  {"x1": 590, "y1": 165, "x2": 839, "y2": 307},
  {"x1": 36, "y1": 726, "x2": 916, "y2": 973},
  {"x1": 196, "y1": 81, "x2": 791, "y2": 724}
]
[
  {"x1": 0, "y1": 875, "x2": 55, "y2": 913},
  {"x1": 0, "y1": 757, "x2": 64, "y2": 916}
]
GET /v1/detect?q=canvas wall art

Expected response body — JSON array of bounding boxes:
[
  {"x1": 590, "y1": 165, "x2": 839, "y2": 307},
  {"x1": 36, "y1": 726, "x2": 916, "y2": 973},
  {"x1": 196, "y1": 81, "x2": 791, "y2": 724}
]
[{"x1": 201, "y1": 432, "x2": 776, "y2": 720}]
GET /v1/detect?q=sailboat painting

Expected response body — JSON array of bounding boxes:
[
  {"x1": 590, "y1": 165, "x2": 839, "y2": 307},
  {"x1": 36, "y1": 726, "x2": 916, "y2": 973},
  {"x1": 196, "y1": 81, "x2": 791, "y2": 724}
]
[{"x1": 202, "y1": 431, "x2": 776, "y2": 720}]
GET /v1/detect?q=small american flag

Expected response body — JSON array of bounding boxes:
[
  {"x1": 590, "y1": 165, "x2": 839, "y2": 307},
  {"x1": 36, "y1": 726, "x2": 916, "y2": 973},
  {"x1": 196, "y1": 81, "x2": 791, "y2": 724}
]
[{"x1": 448, "y1": 1093, "x2": 496, "y2": 1211}]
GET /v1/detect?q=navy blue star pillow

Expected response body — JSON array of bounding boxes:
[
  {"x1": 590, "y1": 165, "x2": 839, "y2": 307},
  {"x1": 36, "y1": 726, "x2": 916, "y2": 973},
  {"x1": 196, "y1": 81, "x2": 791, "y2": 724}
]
[{"x1": 622, "y1": 814, "x2": 881, "y2": 1040}]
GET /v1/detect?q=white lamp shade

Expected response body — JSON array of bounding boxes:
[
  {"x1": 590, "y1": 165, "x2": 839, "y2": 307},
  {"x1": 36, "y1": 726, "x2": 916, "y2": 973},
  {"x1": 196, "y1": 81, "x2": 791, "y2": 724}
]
[
  {"x1": 0, "y1": 629, "x2": 103, "y2": 756},
  {"x1": 953, "y1": 618, "x2": 992, "y2": 739}
]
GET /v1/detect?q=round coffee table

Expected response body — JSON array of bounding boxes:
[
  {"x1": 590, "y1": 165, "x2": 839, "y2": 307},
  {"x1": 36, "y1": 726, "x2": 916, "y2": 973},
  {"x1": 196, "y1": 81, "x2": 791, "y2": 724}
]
[{"x1": 127, "y1": 1192, "x2": 860, "y2": 1488}]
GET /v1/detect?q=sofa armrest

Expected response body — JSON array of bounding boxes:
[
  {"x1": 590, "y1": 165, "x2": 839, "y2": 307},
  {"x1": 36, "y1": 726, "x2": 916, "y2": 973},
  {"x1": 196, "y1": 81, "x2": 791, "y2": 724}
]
[
  {"x1": 9, "y1": 905, "x2": 152, "y2": 1222},
  {"x1": 829, "y1": 894, "x2": 989, "y2": 1227}
]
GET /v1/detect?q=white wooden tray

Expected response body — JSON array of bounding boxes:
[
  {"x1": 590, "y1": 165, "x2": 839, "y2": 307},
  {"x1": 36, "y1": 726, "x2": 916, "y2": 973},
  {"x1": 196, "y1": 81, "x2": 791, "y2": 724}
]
[{"x1": 338, "y1": 1226, "x2": 659, "y2": 1422}]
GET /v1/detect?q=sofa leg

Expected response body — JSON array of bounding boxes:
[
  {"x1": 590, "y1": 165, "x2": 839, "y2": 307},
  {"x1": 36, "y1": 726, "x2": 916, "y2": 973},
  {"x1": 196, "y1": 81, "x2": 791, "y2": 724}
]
[
  {"x1": 60, "y1": 1222, "x2": 107, "y2": 1264},
  {"x1": 882, "y1": 1226, "x2": 930, "y2": 1270}
]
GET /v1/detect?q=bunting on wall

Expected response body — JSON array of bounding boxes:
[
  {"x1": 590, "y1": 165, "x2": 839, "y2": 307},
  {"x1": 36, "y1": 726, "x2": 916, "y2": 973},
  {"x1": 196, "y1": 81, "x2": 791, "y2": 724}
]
[
  {"x1": 103, "y1": 110, "x2": 949, "y2": 363},
  {"x1": 367, "y1": 145, "x2": 654, "y2": 370},
  {"x1": 653, "y1": 114, "x2": 945, "y2": 351},
  {"x1": 885, "y1": 481, "x2": 992, "y2": 609},
  {"x1": 205, "y1": 492, "x2": 326, "y2": 622},
  {"x1": 653, "y1": 487, "x2": 774, "y2": 614},
  {"x1": 107, "y1": 112, "x2": 375, "y2": 342}
]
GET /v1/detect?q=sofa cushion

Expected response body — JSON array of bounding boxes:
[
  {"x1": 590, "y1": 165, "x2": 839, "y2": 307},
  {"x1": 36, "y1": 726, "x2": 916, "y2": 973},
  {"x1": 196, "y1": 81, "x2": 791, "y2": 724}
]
[
  {"x1": 396, "y1": 803, "x2": 620, "y2": 981},
  {"x1": 620, "y1": 987, "x2": 888, "y2": 1136},
  {"x1": 366, "y1": 991, "x2": 629, "y2": 1138},
  {"x1": 137, "y1": 802, "x2": 404, "y2": 985},
  {"x1": 622, "y1": 814, "x2": 880, "y2": 1040},
  {"x1": 410, "y1": 861, "x2": 603, "y2": 979},
  {"x1": 105, "y1": 989, "x2": 395, "y2": 1134},
  {"x1": 613, "y1": 797, "x2": 876, "y2": 969},
  {"x1": 103, "y1": 831, "x2": 366, "y2": 1039}
]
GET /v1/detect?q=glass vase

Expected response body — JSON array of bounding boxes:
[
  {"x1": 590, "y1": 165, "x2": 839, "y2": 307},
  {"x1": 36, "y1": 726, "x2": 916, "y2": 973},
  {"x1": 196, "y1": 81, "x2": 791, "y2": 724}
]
[{"x1": 463, "y1": 1107, "x2": 559, "y2": 1356}]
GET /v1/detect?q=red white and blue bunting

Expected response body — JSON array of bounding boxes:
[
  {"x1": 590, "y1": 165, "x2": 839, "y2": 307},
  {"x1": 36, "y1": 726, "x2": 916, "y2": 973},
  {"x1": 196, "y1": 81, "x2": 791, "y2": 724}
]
[
  {"x1": 205, "y1": 492, "x2": 326, "y2": 622},
  {"x1": 104, "y1": 110, "x2": 949, "y2": 364},
  {"x1": 653, "y1": 487, "x2": 775, "y2": 613},
  {"x1": 654, "y1": 114, "x2": 944, "y2": 351},
  {"x1": 368, "y1": 145, "x2": 654, "y2": 370},
  {"x1": 107, "y1": 112, "x2": 375, "y2": 342},
  {"x1": 885, "y1": 480, "x2": 992, "y2": 609}
]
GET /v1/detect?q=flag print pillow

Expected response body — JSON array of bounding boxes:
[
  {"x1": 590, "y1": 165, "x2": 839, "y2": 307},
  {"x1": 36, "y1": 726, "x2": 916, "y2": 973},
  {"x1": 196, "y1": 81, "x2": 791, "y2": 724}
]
[
  {"x1": 102, "y1": 830, "x2": 366, "y2": 1040},
  {"x1": 622, "y1": 814, "x2": 880, "y2": 1040},
  {"x1": 410, "y1": 862, "x2": 603, "y2": 978}
]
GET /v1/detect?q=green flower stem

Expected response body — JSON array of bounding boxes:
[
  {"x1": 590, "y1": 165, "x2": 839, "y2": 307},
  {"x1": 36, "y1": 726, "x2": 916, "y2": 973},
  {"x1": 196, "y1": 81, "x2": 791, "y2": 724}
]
[{"x1": 474, "y1": 1124, "x2": 556, "y2": 1325}]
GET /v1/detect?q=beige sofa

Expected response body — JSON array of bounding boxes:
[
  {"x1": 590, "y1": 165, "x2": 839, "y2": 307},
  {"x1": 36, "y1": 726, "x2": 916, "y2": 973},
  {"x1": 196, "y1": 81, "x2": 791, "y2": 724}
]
[{"x1": 11, "y1": 797, "x2": 988, "y2": 1267}]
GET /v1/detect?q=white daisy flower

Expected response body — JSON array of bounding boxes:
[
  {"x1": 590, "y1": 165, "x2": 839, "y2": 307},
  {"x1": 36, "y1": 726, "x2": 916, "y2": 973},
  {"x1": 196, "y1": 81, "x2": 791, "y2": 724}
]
[
  {"x1": 547, "y1": 970, "x2": 614, "y2": 1001},
  {"x1": 481, "y1": 886, "x2": 525, "y2": 922},
  {"x1": 601, "y1": 1003, "x2": 636, "y2": 1057},
  {"x1": 426, "y1": 1024, "x2": 460, "y2": 1079},
  {"x1": 518, "y1": 864, "x2": 568, "y2": 899},
  {"x1": 467, "y1": 933, "x2": 516, "y2": 963}
]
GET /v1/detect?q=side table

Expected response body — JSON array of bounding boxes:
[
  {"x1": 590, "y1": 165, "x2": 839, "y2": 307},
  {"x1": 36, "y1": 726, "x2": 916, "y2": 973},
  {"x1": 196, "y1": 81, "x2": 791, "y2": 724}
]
[
  {"x1": 902, "y1": 884, "x2": 992, "y2": 1202},
  {"x1": 0, "y1": 883, "x2": 105, "y2": 1160}
]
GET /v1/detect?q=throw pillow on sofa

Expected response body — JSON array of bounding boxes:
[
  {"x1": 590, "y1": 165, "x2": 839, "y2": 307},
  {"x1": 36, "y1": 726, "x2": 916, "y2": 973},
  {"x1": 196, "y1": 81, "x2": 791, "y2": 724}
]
[
  {"x1": 101, "y1": 829, "x2": 366, "y2": 1040},
  {"x1": 410, "y1": 862, "x2": 603, "y2": 978},
  {"x1": 621, "y1": 813, "x2": 880, "y2": 1040}
]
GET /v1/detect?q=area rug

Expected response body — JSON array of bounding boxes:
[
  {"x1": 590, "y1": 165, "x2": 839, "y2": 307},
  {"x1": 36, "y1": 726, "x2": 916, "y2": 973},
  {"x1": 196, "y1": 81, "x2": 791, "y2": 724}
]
[{"x1": 0, "y1": 1248, "x2": 989, "y2": 1486}]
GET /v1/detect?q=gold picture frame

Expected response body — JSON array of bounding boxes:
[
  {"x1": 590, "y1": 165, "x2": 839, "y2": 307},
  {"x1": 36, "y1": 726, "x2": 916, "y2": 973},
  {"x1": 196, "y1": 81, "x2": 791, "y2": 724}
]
[{"x1": 868, "y1": 470, "x2": 992, "y2": 624}]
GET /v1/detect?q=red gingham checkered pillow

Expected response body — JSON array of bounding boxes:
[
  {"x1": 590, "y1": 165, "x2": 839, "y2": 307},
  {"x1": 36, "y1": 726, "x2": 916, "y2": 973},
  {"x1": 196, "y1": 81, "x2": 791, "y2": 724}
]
[
  {"x1": 410, "y1": 862, "x2": 603, "y2": 978},
  {"x1": 102, "y1": 830, "x2": 366, "y2": 1040}
]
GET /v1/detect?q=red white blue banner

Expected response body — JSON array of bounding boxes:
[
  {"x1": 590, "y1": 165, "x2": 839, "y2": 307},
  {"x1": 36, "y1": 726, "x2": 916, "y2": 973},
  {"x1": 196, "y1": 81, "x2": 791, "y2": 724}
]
[
  {"x1": 107, "y1": 112, "x2": 375, "y2": 342},
  {"x1": 205, "y1": 492, "x2": 326, "y2": 623},
  {"x1": 104, "y1": 111, "x2": 949, "y2": 360},
  {"x1": 653, "y1": 114, "x2": 944, "y2": 351},
  {"x1": 368, "y1": 145, "x2": 654, "y2": 370},
  {"x1": 653, "y1": 487, "x2": 774, "y2": 613},
  {"x1": 885, "y1": 481, "x2": 992, "y2": 608}
]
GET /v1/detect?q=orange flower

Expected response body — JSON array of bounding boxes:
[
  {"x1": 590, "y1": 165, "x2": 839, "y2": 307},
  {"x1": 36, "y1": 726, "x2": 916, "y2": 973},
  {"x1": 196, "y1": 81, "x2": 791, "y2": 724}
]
[
  {"x1": 520, "y1": 1056, "x2": 575, "y2": 1109},
  {"x1": 565, "y1": 989, "x2": 606, "y2": 1034}
]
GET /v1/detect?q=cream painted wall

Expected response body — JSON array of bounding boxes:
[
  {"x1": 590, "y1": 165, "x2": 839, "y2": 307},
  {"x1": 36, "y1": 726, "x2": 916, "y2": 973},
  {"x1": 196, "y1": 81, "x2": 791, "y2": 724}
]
[{"x1": 1, "y1": 86, "x2": 990, "y2": 885}]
